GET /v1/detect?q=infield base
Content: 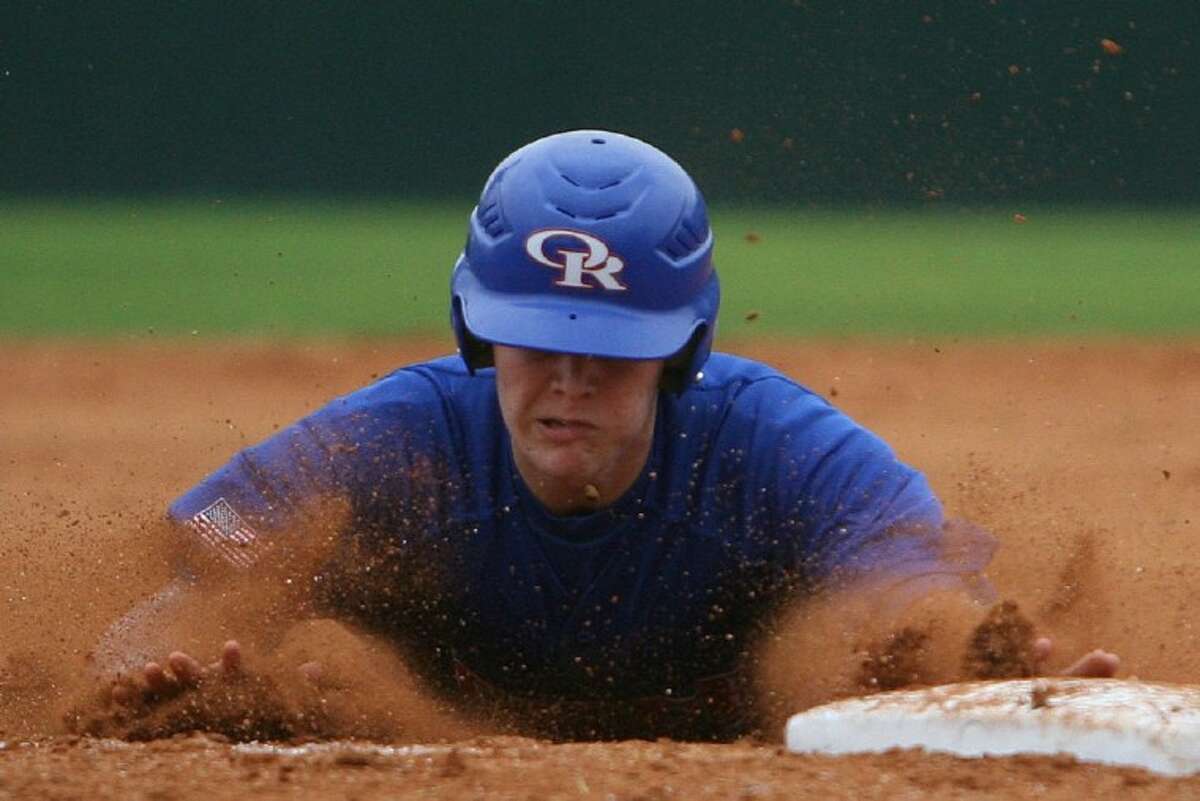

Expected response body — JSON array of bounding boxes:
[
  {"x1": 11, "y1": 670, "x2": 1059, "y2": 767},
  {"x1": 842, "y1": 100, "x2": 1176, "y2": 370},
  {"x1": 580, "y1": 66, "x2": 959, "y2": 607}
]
[{"x1": 786, "y1": 679, "x2": 1200, "y2": 776}]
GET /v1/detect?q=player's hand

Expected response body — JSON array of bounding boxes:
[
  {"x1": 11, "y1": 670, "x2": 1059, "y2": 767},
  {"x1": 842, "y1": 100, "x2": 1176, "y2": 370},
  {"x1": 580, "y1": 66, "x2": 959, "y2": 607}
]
[
  {"x1": 110, "y1": 639, "x2": 327, "y2": 708},
  {"x1": 1033, "y1": 637, "x2": 1120, "y2": 678},
  {"x1": 110, "y1": 639, "x2": 244, "y2": 706}
]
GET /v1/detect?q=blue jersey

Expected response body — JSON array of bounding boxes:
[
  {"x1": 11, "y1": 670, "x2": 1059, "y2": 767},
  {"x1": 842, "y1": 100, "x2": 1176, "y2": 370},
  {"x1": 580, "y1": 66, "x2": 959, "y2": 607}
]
[{"x1": 170, "y1": 352, "x2": 992, "y2": 738}]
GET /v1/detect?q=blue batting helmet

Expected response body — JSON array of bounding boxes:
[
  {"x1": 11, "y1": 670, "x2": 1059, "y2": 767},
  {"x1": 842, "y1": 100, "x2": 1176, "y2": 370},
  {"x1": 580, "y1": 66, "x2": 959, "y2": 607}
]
[{"x1": 450, "y1": 130, "x2": 719, "y2": 388}]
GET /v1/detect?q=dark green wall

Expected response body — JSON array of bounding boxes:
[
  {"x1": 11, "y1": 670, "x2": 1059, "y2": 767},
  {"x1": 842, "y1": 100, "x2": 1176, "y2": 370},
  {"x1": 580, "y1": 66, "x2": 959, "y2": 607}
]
[{"x1": 6, "y1": 1, "x2": 1196, "y2": 202}]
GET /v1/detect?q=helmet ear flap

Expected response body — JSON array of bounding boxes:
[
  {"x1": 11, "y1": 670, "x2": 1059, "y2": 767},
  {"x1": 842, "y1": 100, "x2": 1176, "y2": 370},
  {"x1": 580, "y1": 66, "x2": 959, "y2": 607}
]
[
  {"x1": 660, "y1": 325, "x2": 709, "y2": 395},
  {"x1": 451, "y1": 296, "x2": 494, "y2": 373}
]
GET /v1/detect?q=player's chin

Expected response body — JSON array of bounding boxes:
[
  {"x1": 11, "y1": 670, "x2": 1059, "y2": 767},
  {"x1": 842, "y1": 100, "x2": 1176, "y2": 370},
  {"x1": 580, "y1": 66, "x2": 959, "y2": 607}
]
[{"x1": 529, "y1": 446, "x2": 601, "y2": 481}]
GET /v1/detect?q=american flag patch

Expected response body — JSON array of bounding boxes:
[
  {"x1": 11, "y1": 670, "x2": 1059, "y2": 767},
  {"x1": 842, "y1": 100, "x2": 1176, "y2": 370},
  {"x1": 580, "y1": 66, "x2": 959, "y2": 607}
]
[{"x1": 185, "y1": 497, "x2": 260, "y2": 568}]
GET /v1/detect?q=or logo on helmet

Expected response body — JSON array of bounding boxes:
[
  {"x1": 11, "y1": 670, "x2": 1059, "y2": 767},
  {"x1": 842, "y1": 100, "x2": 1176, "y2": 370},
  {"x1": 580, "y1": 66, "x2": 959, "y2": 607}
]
[{"x1": 524, "y1": 229, "x2": 628, "y2": 292}]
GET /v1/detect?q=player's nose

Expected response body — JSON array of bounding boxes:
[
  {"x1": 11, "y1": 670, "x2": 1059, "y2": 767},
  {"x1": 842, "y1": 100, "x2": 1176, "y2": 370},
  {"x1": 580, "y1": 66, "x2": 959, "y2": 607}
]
[{"x1": 548, "y1": 354, "x2": 597, "y2": 396}]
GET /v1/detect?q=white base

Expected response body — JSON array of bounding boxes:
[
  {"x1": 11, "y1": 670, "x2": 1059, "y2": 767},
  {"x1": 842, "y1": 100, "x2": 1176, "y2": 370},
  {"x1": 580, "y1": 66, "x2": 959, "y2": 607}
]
[{"x1": 786, "y1": 679, "x2": 1200, "y2": 776}]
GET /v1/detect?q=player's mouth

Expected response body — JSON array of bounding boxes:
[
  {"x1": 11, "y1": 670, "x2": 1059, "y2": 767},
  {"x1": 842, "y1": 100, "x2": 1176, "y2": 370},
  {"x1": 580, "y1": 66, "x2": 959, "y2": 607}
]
[{"x1": 536, "y1": 417, "x2": 596, "y2": 442}]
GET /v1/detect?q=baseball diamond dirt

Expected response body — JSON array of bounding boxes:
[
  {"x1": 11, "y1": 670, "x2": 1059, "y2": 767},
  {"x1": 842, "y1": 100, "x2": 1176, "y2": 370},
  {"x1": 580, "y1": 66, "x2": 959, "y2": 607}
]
[{"x1": 2, "y1": 337, "x2": 1199, "y2": 799}]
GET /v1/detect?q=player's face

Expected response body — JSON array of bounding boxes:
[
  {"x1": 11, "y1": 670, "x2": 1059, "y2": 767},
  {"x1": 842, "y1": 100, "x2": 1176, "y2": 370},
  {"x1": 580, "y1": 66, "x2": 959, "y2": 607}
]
[{"x1": 493, "y1": 345, "x2": 663, "y2": 516}]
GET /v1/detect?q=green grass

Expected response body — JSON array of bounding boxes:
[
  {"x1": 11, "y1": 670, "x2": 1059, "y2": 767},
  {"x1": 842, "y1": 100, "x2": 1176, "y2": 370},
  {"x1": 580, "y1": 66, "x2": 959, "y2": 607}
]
[
  {"x1": 2, "y1": 199, "x2": 1197, "y2": 337},
  {"x1": 716, "y1": 206, "x2": 1200, "y2": 337},
  {"x1": 1, "y1": 199, "x2": 462, "y2": 337}
]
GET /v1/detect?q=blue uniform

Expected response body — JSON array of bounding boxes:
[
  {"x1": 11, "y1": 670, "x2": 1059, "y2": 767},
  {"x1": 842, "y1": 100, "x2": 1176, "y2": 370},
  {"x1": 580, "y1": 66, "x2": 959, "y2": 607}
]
[{"x1": 170, "y1": 352, "x2": 992, "y2": 739}]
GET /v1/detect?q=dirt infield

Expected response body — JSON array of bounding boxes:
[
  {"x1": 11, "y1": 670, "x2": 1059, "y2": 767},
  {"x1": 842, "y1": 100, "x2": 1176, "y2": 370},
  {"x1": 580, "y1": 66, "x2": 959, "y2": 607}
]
[{"x1": 2, "y1": 338, "x2": 1198, "y2": 798}]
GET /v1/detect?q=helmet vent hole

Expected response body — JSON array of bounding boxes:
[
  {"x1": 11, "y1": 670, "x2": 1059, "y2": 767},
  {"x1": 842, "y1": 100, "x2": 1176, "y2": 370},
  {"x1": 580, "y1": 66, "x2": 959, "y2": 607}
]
[
  {"x1": 473, "y1": 161, "x2": 515, "y2": 240},
  {"x1": 591, "y1": 138, "x2": 606, "y2": 144},
  {"x1": 554, "y1": 206, "x2": 578, "y2": 219},
  {"x1": 656, "y1": 211, "x2": 711, "y2": 264},
  {"x1": 475, "y1": 202, "x2": 510, "y2": 238},
  {"x1": 568, "y1": 313, "x2": 578, "y2": 320}
]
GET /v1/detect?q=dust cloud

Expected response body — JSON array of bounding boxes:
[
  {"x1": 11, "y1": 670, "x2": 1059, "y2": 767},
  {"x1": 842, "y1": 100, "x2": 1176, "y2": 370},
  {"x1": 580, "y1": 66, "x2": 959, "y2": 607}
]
[{"x1": 2, "y1": 339, "x2": 1199, "y2": 742}]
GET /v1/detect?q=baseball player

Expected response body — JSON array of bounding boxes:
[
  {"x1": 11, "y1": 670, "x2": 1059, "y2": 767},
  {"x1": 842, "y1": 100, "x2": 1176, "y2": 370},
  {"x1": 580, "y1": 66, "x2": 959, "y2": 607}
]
[{"x1": 91, "y1": 130, "x2": 1118, "y2": 741}]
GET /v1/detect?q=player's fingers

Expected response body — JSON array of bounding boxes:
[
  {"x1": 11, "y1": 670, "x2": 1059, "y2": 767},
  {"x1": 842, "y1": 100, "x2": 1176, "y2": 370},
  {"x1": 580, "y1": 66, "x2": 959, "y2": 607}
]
[
  {"x1": 221, "y1": 640, "x2": 243, "y2": 675},
  {"x1": 1061, "y1": 649, "x2": 1120, "y2": 678},
  {"x1": 1032, "y1": 637, "x2": 1053, "y2": 663},
  {"x1": 143, "y1": 661, "x2": 178, "y2": 695},
  {"x1": 168, "y1": 651, "x2": 205, "y2": 687},
  {"x1": 110, "y1": 681, "x2": 135, "y2": 706},
  {"x1": 298, "y1": 660, "x2": 323, "y2": 684}
]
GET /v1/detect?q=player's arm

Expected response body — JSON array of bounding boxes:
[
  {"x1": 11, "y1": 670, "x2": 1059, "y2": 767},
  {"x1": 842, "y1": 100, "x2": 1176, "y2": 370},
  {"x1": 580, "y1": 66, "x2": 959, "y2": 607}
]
[
  {"x1": 79, "y1": 507, "x2": 481, "y2": 742},
  {"x1": 742, "y1": 385, "x2": 1114, "y2": 726},
  {"x1": 87, "y1": 507, "x2": 334, "y2": 697},
  {"x1": 90, "y1": 569, "x2": 216, "y2": 683},
  {"x1": 754, "y1": 572, "x2": 983, "y2": 726},
  {"x1": 754, "y1": 566, "x2": 1120, "y2": 731},
  {"x1": 85, "y1": 384, "x2": 368, "y2": 697},
  {"x1": 750, "y1": 488, "x2": 1118, "y2": 726},
  {"x1": 76, "y1": 370, "x2": 481, "y2": 739}
]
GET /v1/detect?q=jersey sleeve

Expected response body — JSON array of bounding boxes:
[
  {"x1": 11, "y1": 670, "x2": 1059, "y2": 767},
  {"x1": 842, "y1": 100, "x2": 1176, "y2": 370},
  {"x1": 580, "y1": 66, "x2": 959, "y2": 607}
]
[
  {"x1": 735, "y1": 377, "x2": 995, "y2": 599},
  {"x1": 167, "y1": 368, "x2": 444, "y2": 569}
]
